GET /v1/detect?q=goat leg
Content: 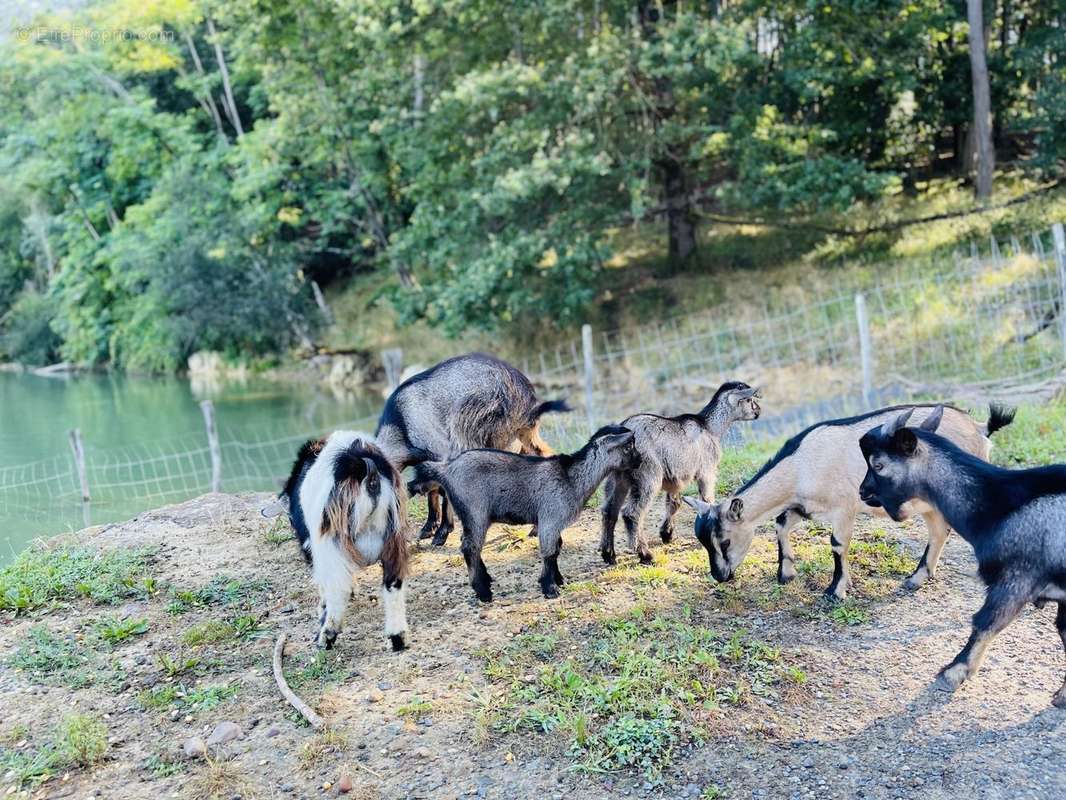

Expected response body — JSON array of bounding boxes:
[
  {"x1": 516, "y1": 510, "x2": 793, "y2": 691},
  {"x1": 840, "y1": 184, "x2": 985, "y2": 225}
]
[
  {"x1": 775, "y1": 509, "x2": 802, "y2": 584},
  {"x1": 660, "y1": 492, "x2": 681, "y2": 544},
  {"x1": 431, "y1": 493, "x2": 456, "y2": 547},
  {"x1": 460, "y1": 524, "x2": 493, "y2": 603},
  {"x1": 824, "y1": 512, "x2": 856, "y2": 601},
  {"x1": 600, "y1": 474, "x2": 628, "y2": 565},
  {"x1": 936, "y1": 582, "x2": 1028, "y2": 692},
  {"x1": 904, "y1": 512, "x2": 950, "y2": 591},
  {"x1": 418, "y1": 489, "x2": 442, "y2": 540},
  {"x1": 1054, "y1": 602, "x2": 1066, "y2": 708}
]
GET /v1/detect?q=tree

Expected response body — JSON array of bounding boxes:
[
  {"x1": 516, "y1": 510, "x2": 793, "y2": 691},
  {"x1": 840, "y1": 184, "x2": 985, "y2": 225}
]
[{"x1": 967, "y1": 0, "x2": 995, "y2": 200}]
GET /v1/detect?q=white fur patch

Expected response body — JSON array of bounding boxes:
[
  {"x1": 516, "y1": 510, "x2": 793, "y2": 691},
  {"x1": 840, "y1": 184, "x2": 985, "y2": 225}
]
[{"x1": 382, "y1": 582, "x2": 408, "y2": 637}]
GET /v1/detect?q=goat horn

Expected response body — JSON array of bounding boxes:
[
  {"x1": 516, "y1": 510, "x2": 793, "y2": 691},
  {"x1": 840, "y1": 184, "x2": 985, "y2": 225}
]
[
  {"x1": 883, "y1": 408, "x2": 915, "y2": 436},
  {"x1": 362, "y1": 457, "x2": 378, "y2": 479}
]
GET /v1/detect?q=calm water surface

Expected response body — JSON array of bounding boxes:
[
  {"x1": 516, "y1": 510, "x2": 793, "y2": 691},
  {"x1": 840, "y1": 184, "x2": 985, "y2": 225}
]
[{"x1": 0, "y1": 371, "x2": 383, "y2": 563}]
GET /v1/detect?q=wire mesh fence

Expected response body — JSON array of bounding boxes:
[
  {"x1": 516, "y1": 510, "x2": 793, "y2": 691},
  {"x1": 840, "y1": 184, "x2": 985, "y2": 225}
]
[{"x1": 3, "y1": 223, "x2": 1065, "y2": 550}]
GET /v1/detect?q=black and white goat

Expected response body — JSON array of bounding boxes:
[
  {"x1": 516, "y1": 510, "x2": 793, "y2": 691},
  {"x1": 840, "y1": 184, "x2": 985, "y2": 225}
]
[
  {"x1": 376, "y1": 353, "x2": 569, "y2": 544},
  {"x1": 685, "y1": 404, "x2": 1014, "y2": 600},
  {"x1": 409, "y1": 426, "x2": 639, "y2": 602},
  {"x1": 859, "y1": 407, "x2": 1066, "y2": 706},
  {"x1": 600, "y1": 381, "x2": 760, "y2": 565},
  {"x1": 281, "y1": 432, "x2": 410, "y2": 651}
]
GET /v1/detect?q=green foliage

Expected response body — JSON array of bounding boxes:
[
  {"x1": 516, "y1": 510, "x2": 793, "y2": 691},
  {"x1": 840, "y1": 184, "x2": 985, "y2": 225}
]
[
  {"x1": 0, "y1": 0, "x2": 1060, "y2": 363},
  {"x1": 0, "y1": 713, "x2": 108, "y2": 788},
  {"x1": 166, "y1": 575, "x2": 271, "y2": 615},
  {"x1": 0, "y1": 545, "x2": 154, "y2": 613},
  {"x1": 138, "y1": 682, "x2": 238, "y2": 713},
  {"x1": 93, "y1": 615, "x2": 150, "y2": 646},
  {"x1": 480, "y1": 613, "x2": 792, "y2": 779},
  {"x1": 9, "y1": 625, "x2": 88, "y2": 685}
]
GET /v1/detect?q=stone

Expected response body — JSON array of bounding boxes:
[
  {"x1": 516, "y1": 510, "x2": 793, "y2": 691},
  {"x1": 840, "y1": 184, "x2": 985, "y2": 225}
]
[
  {"x1": 265, "y1": 725, "x2": 282, "y2": 738},
  {"x1": 183, "y1": 737, "x2": 207, "y2": 759},
  {"x1": 368, "y1": 688, "x2": 385, "y2": 703},
  {"x1": 337, "y1": 775, "x2": 353, "y2": 794},
  {"x1": 206, "y1": 721, "x2": 243, "y2": 747}
]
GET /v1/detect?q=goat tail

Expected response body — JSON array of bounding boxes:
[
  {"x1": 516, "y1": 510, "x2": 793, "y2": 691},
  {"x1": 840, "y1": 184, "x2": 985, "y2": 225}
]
[
  {"x1": 531, "y1": 399, "x2": 572, "y2": 421},
  {"x1": 985, "y1": 404, "x2": 1017, "y2": 437}
]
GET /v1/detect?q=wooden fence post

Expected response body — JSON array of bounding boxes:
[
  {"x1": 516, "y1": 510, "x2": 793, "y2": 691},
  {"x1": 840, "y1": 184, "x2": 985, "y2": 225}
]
[
  {"x1": 1053, "y1": 224, "x2": 1066, "y2": 363},
  {"x1": 581, "y1": 324, "x2": 596, "y2": 432},
  {"x1": 200, "y1": 400, "x2": 222, "y2": 493},
  {"x1": 68, "y1": 428, "x2": 90, "y2": 502},
  {"x1": 854, "y1": 293, "x2": 873, "y2": 407}
]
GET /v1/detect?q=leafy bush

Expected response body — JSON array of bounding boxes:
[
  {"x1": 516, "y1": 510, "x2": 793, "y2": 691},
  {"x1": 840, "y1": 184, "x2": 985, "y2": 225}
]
[{"x1": 0, "y1": 290, "x2": 61, "y2": 366}]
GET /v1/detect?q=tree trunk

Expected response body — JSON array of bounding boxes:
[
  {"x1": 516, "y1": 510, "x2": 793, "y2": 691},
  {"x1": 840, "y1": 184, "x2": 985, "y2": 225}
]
[
  {"x1": 663, "y1": 159, "x2": 698, "y2": 263},
  {"x1": 206, "y1": 17, "x2": 245, "y2": 138},
  {"x1": 638, "y1": 0, "x2": 698, "y2": 265},
  {"x1": 966, "y1": 0, "x2": 994, "y2": 201}
]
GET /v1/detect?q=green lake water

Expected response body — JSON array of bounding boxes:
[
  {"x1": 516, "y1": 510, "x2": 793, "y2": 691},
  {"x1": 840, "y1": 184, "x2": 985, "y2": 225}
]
[{"x1": 0, "y1": 370, "x2": 383, "y2": 563}]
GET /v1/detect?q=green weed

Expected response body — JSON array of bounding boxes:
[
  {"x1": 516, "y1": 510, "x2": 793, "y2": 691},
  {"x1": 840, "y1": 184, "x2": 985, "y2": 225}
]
[
  {"x1": 182, "y1": 620, "x2": 237, "y2": 646},
  {"x1": 166, "y1": 575, "x2": 270, "y2": 615},
  {"x1": 0, "y1": 713, "x2": 108, "y2": 788},
  {"x1": 284, "y1": 651, "x2": 354, "y2": 693},
  {"x1": 480, "y1": 613, "x2": 793, "y2": 779},
  {"x1": 138, "y1": 683, "x2": 237, "y2": 713},
  {"x1": 94, "y1": 616, "x2": 149, "y2": 646},
  {"x1": 0, "y1": 545, "x2": 154, "y2": 613},
  {"x1": 828, "y1": 602, "x2": 870, "y2": 626},
  {"x1": 397, "y1": 698, "x2": 434, "y2": 718}
]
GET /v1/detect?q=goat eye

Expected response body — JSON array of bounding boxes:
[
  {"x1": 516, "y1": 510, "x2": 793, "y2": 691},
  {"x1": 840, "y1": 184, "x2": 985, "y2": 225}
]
[{"x1": 872, "y1": 462, "x2": 884, "y2": 474}]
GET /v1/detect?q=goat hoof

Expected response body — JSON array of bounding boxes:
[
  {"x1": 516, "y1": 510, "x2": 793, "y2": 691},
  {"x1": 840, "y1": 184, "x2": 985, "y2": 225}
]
[
  {"x1": 389, "y1": 634, "x2": 407, "y2": 652},
  {"x1": 317, "y1": 629, "x2": 338, "y2": 650},
  {"x1": 542, "y1": 584, "x2": 560, "y2": 599},
  {"x1": 1052, "y1": 689, "x2": 1066, "y2": 709},
  {"x1": 638, "y1": 550, "x2": 653, "y2": 565},
  {"x1": 903, "y1": 571, "x2": 929, "y2": 592},
  {"x1": 418, "y1": 525, "x2": 436, "y2": 541},
  {"x1": 934, "y1": 664, "x2": 967, "y2": 693},
  {"x1": 431, "y1": 532, "x2": 450, "y2": 547},
  {"x1": 777, "y1": 569, "x2": 796, "y2": 585},
  {"x1": 601, "y1": 548, "x2": 616, "y2": 565},
  {"x1": 660, "y1": 528, "x2": 674, "y2": 544}
]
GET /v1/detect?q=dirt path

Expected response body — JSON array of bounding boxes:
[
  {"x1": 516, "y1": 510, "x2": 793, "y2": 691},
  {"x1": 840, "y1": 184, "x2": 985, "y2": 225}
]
[{"x1": 0, "y1": 493, "x2": 1063, "y2": 800}]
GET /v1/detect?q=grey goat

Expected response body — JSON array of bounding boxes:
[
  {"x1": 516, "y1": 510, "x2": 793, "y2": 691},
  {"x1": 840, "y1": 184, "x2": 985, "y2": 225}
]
[
  {"x1": 600, "y1": 381, "x2": 761, "y2": 565},
  {"x1": 410, "y1": 426, "x2": 639, "y2": 602},
  {"x1": 686, "y1": 404, "x2": 1014, "y2": 600},
  {"x1": 376, "y1": 353, "x2": 569, "y2": 544},
  {"x1": 859, "y1": 407, "x2": 1066, "y2": 706}
]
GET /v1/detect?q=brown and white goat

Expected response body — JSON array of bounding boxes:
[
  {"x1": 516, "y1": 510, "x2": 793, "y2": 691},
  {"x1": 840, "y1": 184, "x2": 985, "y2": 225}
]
[
  {"x1": 280, "y1": 431, "x2": 410, "y2": 650},
  {"x1": 685, "y1": 404, "x2": 1014, "y2": 600}
]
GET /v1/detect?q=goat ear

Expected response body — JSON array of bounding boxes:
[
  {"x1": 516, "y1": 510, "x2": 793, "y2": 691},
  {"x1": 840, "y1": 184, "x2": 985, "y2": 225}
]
[
  {"x1": 682, "y1": 496, "x2": 712, "y2": 515},
  {"x1": 920, "y1": 405, "x2": 944, "y2": 432},
  {"x1": 882, "y1": 408, "x2": 915, "y2": 436},
  {"x1": 727, "y1": 497, "x2": 744, "y2": 522},
  {"x1": 894, "y1": 428, "x2": 918, "y2": 456},
  {"x1": 361, "y1": 457, "x2": 379, "y2": 482}
]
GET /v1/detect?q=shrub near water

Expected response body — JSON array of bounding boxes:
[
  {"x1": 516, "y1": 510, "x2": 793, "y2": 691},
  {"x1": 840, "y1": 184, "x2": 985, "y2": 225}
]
[
  {"x1": 479, "y1": 610, "x2": 796, "y2": 779},
  {"x1": 0, "y1": 545, "x2": 154, "y2": 613}
]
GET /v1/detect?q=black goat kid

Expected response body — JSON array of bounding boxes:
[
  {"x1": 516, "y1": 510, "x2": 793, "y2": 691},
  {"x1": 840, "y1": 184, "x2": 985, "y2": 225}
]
[
  {"x1": 859, "y1": 406, "x2": 1066, "y2": 706},
  {"x1": 410, "y1": 426, "x2": 639, "y2": 602}
]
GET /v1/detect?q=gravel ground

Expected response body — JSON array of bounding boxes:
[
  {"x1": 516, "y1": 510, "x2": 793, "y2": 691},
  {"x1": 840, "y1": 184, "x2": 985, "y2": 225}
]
[{"x1": 0, "y1": 492, "x2": 1063, "y2": 800}]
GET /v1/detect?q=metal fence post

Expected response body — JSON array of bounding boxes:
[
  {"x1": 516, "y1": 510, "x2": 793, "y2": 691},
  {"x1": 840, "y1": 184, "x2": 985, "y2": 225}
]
[
  {"x1": 854, "y1": 293, "x2": 873, "y2": 407},
  {"x1": 581, "y1": 324, "x2": 596, "y2": 432},
  {"x1": 68, "y1": 428, "x2": 90, "y2": 502},
  {"x1": 1053, "y1": 223, "x2": 1066, "y2": 363},
  {"x1": 200, "y1": 400, "x2": 222, "y2": 493}
]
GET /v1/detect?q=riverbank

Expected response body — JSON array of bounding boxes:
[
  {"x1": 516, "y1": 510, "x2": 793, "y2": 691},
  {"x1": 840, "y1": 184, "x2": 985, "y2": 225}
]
[{"x1": 1, "y1": 491, "x2": 1064, "y2": 799}]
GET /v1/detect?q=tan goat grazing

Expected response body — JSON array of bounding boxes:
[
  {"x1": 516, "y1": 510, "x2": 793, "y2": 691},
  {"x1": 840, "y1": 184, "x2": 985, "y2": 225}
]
[{"x1": 684, "y1": 404, "x2": 1015, "y2": 600}]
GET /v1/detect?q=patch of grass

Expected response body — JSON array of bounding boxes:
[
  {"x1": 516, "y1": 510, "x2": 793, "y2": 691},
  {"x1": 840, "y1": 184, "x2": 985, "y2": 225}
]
[
  {"x1": 299, "y1": 728, "x2": 349, "y2": 770},
  {"x1": 166, "y1": 575, "x2": 271, "y2": 615},
  {"x1": 285, "y1": 650, "x2": 354, "y2": 693},
  {"x1": 828, "y1": 602, "x2": 870, "y2": 626},
  {"x1": 0, "y1": 545, "x2": 154, "y2": 614},
  {"x1": 993, "y1": 402, "x2": 1066, "y2": 467},
  {"x1": 262, "y1": 518, "x2": 293, "y2": 547},
  {"x1": 604, "y1": 562, "x2": 687, "y2": 588},
  {"x1": 156, "y1": 651, "x2": 202, "y2": 679},
  {"x1": 138, "y1": 682, "x2": 237, "y2": 714},
  {"x1": 479, "y1": 612, "x2": 793, "y2": 779},
  {"x1": 9, "y1": 625, "x2": 85, "y2": 679},
  {"x1": 849, "y1": 531, "x2": 916, "y2": 578},
  {"x1": 397, "y1": 698, "x2": 434, "y2": 718},
  {"x1": 182, "y1": 620, "x2": 237, "y2": 646},
  {"x1": 0, "y1": 713, "x2": 108, "y2": 788},
  {"x1": 143, "y1": 752, "x2": 185, "y2": 778},
  {"x1": 187, "y1": 757, "x2": 250, "y2": 800},
  {"x1": 94, "y1": 615, "x2": 149, "y2": 646}
]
